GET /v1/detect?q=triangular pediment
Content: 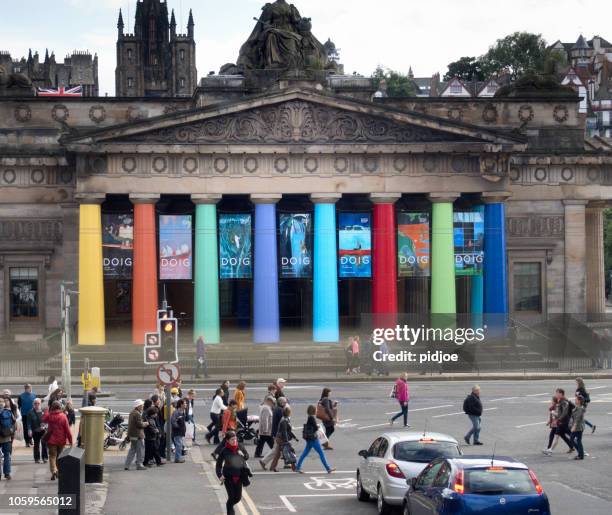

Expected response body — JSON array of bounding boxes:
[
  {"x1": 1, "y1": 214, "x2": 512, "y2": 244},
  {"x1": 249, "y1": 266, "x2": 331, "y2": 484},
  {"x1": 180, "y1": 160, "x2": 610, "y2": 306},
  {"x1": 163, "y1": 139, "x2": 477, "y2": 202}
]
[{"x1": 63, "y1": 89, "x2": 525, "y2": 148}]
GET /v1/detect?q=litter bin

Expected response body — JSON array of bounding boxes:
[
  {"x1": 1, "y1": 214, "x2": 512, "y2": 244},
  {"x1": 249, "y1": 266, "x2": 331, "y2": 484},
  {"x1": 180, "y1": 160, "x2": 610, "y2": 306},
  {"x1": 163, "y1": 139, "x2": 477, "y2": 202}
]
[
  {"x1": 58, "y1": 446, "x2": 85, "y2": 515},
  {"x1": 79, "y1": 406, "x2": 107, "y2": 483}
]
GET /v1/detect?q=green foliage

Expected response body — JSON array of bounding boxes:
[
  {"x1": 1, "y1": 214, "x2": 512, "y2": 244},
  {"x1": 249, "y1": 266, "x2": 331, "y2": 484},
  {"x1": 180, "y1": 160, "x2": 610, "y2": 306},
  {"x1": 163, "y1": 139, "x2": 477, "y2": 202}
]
[
  {"x1": 372, "y1": 66, "x2": 416, "y2": 98},
  {"x1": 444, "y1": 57, "x2": 486, "y2": 82}
]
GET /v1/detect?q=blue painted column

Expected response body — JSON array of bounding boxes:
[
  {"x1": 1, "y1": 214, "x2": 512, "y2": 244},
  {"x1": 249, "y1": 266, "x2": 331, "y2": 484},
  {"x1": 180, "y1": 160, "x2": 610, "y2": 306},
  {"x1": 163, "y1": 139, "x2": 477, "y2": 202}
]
[
  {"x1": 312, "y1": 194, "x2": 340, "y2": 343},
  {"x1": 252, "y1": 195, "x2": 281, "y2": 343}
]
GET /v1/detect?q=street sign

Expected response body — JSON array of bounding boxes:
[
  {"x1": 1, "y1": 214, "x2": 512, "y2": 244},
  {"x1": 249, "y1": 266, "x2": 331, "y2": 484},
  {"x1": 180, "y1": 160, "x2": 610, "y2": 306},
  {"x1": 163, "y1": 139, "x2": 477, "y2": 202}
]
[
  {"x1": 146, "y1": 333, "x2": 160, "y2": 347},
  {"x1": 157, "y1": 363, "x2": 181, "y2": 386},
  {"x1": 144, "y1": 331, "x2": 164, "y2": 365}
]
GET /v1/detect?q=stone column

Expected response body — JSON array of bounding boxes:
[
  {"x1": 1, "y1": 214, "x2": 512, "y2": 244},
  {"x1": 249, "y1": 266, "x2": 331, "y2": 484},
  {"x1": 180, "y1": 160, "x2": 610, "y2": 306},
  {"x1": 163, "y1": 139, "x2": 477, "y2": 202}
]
[
  {"x1": 76, "y1": 194, "x2": 106, "y2": 346},
  {"x1": 130, "y1": 194, "x2": 160, "y2": 345},
  {"x1": 563, "y1": 200, "x2": 587, "y2": 314},
  {"x1": 429, "y1": 193, "x2": 459, "y2": 314},
  {"x1": 193, "y1": 194, "x2": 222, "y2": 345},
  {"x1": 586, "y1": 204, "x2": 605, "y2": 315},
  {"x1": 252, "y1": 194, "x2": 282, "y2": 344},
  {"x1": 311, "y1": 194, "x2": 341, "y2": 343},
  {"x1": 370, "y1": 193, "x2": 401, "y2": 329}
]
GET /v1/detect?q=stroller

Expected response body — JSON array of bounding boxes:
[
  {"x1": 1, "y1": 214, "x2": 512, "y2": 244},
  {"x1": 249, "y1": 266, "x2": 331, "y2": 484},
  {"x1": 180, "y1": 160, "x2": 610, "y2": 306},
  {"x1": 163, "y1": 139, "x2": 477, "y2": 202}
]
[
  {"x1": 103, "y1": 412, "x2": 127, "y2": 450},
  {"x1": 236, "y1": 408, "x2": 259, "y2": 446}
]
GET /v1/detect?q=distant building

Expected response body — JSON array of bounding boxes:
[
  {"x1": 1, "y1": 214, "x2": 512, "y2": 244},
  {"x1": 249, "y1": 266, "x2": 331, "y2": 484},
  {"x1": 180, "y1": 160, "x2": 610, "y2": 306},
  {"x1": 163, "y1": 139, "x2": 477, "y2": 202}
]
[
  {"x1": 115, "y1": 0, "x2": 197, "y2": 97},
  {"x1": 0, "y1": 49, "x2": 98, "y2": 97}
]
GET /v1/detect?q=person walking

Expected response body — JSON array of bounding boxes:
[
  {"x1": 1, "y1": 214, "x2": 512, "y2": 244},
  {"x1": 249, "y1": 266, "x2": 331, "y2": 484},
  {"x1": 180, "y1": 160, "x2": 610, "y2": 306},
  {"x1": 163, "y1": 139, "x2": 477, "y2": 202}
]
[
  {"x1": 27, "y1": 398, "x2": 48, "y2": 464},
  {"x1": 345, "y1": 336, "x2": 354, "y2": 374},
  {"x1": 171, "y1": 399, "x2": 187, "y2": 463},
  {"x1": 269, "y1": 406, "x2": 298, "y2": 473},
  {"x1": 195, "y1": 336, "x2": 210, "y2": 379},
  {"x1": 222, "y1": 400, "x2": 239, "y2": 435},
  {"x1": 221, "y1": 380, "x2": 231, "y2": 406},
  {"x1": 259, "y1": 397, "x2": 287, "y2": 470},
  {"x1": 42, "y1": 400, "x2": 72, "y2": 480},
  {"x1": 0, "y1": 396, "x2": 17, "y2": 480},
  {"x1": 351, "y1": 336, "x2": 361, "y2": 373},
  {"x1": 274, "y1": 378, "x2": 288, "y2": 403},
  {"x1": 143, "y1": 406, "x2": 163, "y2": 467},
  {"x1": 390, "y1": 373, "x2": 410, "y2": 428},
  {"x1": 185, "y1": 389, "x2": 197, "y2": 445},
  {"x1": 215, "y1": 430, "x2": 251, "y2": 515},
  {"x1": 570, "y1": 394, "x2": 586, "y2": 460},
  {"x1": 296, "y1": 405, "x2": 335, "y2": 474},
  {"x1": 463, "y1": 385, "x2": 483, "y2": 445},
  {"x1": 317, "y1": 388, "x2": 336, "y2": 450},
  {"x1": 254, "y1": 396, "x2": 275, "y2": 458},
  {"x1": 44, "y1": 376, "x2": 58, "y2": 404},
  {"x1": 124, "y1": 399, "x2": 148, "y2": 471},
  {"x1": 575, "y1": 377, "x2": 596, "y2": 433},
  {"x1": 542, "y1": 396, "x2": 559, "y2": 456},
  {"x1": 207, "y1": 388, "x2": 227, "y2": 445},
  {"x1": 554, "y1": 388, "x2": 575, "y2": 453},
  {"x1": 234, "y1": 381, "x2": 247, "y2": 412},
  {"x1": 18, "y1": 384, "x2": 36, "y2": 448}
]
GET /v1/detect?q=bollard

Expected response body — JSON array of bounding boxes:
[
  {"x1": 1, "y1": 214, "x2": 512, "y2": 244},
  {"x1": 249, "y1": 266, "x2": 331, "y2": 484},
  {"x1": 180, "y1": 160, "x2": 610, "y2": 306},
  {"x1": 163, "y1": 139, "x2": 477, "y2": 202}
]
[
  {"x1": 79, "y1": 406, "x2": 107, "y2": 483},
  {"x1": 58, "y1": 446, "x2": 85, "y2": 515}
]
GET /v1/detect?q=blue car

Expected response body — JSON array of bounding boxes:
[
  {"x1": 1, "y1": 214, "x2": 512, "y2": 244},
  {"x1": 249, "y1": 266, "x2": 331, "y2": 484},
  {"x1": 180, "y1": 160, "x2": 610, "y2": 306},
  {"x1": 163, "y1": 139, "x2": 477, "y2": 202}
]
[{"x1": 403, "y1": 456, "x2": 551, "y2": 515}]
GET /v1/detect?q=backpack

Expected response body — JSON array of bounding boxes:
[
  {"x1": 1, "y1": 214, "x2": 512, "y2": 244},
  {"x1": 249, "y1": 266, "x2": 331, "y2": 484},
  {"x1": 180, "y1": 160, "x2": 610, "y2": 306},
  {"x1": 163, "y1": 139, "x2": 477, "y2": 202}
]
[
  {"x1": 0, "y1": 410, "x2": 15, "y2": 437},
  {"x1": 302, "y1": 423, "x2": 317, "y2": 441},
  {"x1": 390, "y1": 384, "x2": 397, "y2": 399},
  {"x1": 567, "y1": 400, "x2": 575, "y2": 416}
]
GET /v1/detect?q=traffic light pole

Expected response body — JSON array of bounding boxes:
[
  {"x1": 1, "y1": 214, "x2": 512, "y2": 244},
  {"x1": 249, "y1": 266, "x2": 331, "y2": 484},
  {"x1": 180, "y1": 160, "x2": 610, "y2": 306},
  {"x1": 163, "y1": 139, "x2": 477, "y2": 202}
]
[{"x1": 165, "y1": 386, "x2": 172, "y2": 461}]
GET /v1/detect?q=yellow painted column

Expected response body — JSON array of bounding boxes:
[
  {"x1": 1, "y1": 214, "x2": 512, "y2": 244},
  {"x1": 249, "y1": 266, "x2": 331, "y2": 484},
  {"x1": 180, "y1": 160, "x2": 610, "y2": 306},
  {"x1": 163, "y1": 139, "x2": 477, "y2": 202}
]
[{"x1": 78, "y1": 199, "x2": 105, "y2": 346}]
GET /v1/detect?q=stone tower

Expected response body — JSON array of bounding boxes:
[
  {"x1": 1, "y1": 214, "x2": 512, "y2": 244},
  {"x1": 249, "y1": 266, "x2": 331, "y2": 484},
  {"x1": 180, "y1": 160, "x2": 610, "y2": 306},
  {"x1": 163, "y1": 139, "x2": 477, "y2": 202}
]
[{"x1": 115, "y1": 0, "x2": 197, "y2": 97}]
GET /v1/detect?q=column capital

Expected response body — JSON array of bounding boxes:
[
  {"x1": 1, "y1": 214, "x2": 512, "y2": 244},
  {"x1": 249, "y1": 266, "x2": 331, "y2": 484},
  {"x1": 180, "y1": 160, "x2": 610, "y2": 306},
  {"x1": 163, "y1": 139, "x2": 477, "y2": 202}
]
[
  {"x1": 369, "y1": 192, "x2": 402, "y2": 204},
  {"x1": 563, "y1": 199, "x2": 589, "y2": 206},
  {"x1": 75, "y1": 193, "x2": 106, "y2": 205},
  {"x1": 310, "y1": 193, "x2": 342, "y2": 204},
  {"x1": 428, "y1": 192, "x2": 460, "y2": 204},
  {"x1": 191, "y1": 194, "x2": 222, "y2": 205},
  {"x1": 129, "y1": 193, "x2": 160, "y2": 205},
  {"x1": 250, "y1": 194, "x2": 282, "y2": 204},
  {"x1": 481, "y1": 191, "x2": 511, "y2": 204}
]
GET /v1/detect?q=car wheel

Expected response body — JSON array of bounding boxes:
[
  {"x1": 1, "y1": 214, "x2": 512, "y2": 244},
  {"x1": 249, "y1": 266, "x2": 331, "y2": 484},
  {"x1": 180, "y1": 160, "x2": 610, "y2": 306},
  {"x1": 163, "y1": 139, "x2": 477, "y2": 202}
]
[
  {"x1": 356, "y1": 472, "x2": 369, "y2": 501},
  {"x1": 377, "y1": 484, "x2": 391, "y2": 515},
  {"x1": 403, "y1": 501, "x2": 411, "y2": 515}
]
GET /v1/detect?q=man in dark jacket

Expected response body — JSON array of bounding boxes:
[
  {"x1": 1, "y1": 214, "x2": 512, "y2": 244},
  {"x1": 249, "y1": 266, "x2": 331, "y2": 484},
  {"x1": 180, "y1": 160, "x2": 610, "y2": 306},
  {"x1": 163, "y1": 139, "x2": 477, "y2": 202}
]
[
  {"x1": 463, "y1": 385, "x2": 483, "y2": 445},
  {"x1": 124, "y1": 399, "x2": 148, "y2": 471},
  {"x1": 554, "y1": 388, "x2": 575, "y2": 451}
]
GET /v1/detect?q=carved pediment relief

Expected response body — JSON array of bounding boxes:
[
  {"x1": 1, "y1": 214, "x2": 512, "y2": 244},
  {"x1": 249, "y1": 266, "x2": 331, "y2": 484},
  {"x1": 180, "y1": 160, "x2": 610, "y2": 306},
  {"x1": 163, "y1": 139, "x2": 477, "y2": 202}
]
[{"x1": 114, "y1": 100, "x2": 478, "y2": 145}]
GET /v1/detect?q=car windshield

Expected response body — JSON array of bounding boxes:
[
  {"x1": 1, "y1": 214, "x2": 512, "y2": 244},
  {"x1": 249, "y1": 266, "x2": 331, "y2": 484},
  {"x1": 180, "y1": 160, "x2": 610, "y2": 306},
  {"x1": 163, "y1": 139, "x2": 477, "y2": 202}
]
[
  {"x1": 465, "y1": 468, "x2": 536, "y2": 495},
  {"x1": 393, "y1": 440, "x2": 460, "y2": 463}
]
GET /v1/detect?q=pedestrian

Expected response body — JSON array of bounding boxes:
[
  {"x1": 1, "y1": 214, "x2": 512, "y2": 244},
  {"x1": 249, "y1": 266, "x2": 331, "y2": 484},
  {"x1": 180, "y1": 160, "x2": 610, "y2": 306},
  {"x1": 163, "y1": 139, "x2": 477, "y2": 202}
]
[
  {"x1": 0, "y1": 396, "x2": 17, "y2": 480},
  {"x1": 64, "y1": 400, "x2": 76, "y2": 427},
  {"x1": 570, "y1": 394, "x2": 586, "y2": 460},
  {"x1": 269, "y1": 406, "x2": 298, "y2": 473},
  {"x1": 18, "y1": 384, "x2": 36, "y2": 448},
  {"x1": 207, "y1": 388, "x2": 227, "y2": 445},
  {"x1": 170, "y1": 387, "x2": 181, "y2": 406},
  {"x1": 143, "y1": 406, "x2": 163, "y2": 467},
  {"x1": 82, "y1": 386, "x2": 99, "y2": 408},
  {"x1": 27, "y1": 398, "x2": 48, "y2": 464},
  {"x1": 171, "y1": 398, "x2": 187, "y2": 463},
  {"x1": 553, "y1": 388, "x2": 575, "y2": 453},
  {"x1": 42, "y1": 400, "x2": 72, "y2": 480},
  {"x1": 463, "y1": 384, "x2": 483, "y2": 445},
  {"x1": 215, "y1": 430, "x2": 252, "y2": 515},
  {"x1": 575, "y1": 377, "x2": 596, "y2": 433},
  {"x1": 221, "y1": 380, "x2": 231, "y2": 406},
  {"x1": 351, "y1": 335, "x2": 361, "y2": 373},
  {"x1": 47, "y1": 388, "x2": 63, "y2": 409},
  {"x1": 151, "y1": 394, "x2": 166, "y2": 459},
  {"x1": 296, "y1": 405, "x2": 335, "y2": 474},
  {"x1": 254, "y1": 396, "x2": 275, "y2": 458},
  {"x1": 264, "y1": 384, "x2": 278, "y2": 403},
  {"x1": 274, "y1": 378, "x2": 287, "y2": 402},
  {"x1": 124, "y1": 399, "x2": 148, "y2": 471},
  {"x1": 259, "y1": 397, "x2": 287, "y2": 470},
  {"x1": 195, "y1": 336, "x2": 210, "y2": 378},
  {"x1": 185, "y1": 389, "x2": 197, "y2": 445},
  {"x1": 222, "y1": 400, "x2": 239, "y2": 435},
  {"x1": 542, "y1": 396, "x2": 559, "y2": 456},
  {"x1": 317, "y1": 388, "x2": 336, "y2": 450},
  {"x1": 390, "y1": 372, "x2": 410, "y2": 428},
  {"x1": 345, "y1": 336, "x2": 354, "y2": 374},
  {"x1": 44, "y1": 376, "x2": 58, "y2": 404},
  {"x1": 234, "y1": 381, "x2": 247, "y2": 412}
]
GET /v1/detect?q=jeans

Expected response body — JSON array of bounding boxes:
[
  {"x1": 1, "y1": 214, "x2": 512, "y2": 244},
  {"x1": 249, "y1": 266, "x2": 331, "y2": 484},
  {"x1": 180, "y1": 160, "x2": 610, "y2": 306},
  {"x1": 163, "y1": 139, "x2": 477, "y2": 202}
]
[
  {"x1": 465, "y1": 415, "x2": 481, "y2": 443},
  {"x1": 124, "y1": 438, "x2": 145, "y2": 468},
  {"x1": 1, "y1": 441, "x2": 12, "y2": 476},
  {"x1": 547, "y1": 427, "x2": 556, "y2": 449},
  {"x1": 556, "y1": 425, "x2": 574, "y2": 450},
  {"x1": 571, "y1": 431, "x2": 584, "y2": 458},
  {"x1": 296, "y1": 439, "x2": 331, "y2": 472},
  {"x1": 224, "y1": 478, "x2": 243, "y2": 515},
  {"x1": 255, "y1": 435, "x2": 274, "y2": 457},
  {"x1": 173, "y1": 435, "x2": 184, "y2": 462},
  {"x1": 209, "y1": 413, "x2": 221, "y2": 444},
  {"x1": 391, "y1": 401, "x2": 409, "y2": 426},
  {"x1": 32, "y1": 431, "x2": 48, "y2": 462}
]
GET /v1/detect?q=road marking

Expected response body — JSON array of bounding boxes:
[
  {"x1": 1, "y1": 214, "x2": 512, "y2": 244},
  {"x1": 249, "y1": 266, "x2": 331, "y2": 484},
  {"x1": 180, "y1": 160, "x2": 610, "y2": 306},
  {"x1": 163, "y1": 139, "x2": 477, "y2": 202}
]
[
  {"x1": 526, "y1": 393, "x2": 550, "y2": 397},
  {"x1": 279, "y1": 494, "x2": 354, "y2": 513},
  {"x1": 516, "y1": 421, "x2": 545, "y2": 428},
  {"x1": 252, "y1": 470, "x2": 354, "y2": 476},
  {"x1": 303, "y1": 477, "x2": 356, "y2": 491},
  {"x1": 489, "y1": 397, "x2": 520, "y2": 402},
  {"x1": 433, "y1": 407, "x2": 498, "y2": 418},
  {"x1": 242, "y1": 489, "x2": 261, "y2": 515},
  {"x1": 357, "y1": 422, "x2": 392, "y2": 430},
  {"x1": 589, "y1": 386, "x2": 607, "y2": 390},
  {"x1": 384, "y1": 404, "x2": 454, "y2": 415}
]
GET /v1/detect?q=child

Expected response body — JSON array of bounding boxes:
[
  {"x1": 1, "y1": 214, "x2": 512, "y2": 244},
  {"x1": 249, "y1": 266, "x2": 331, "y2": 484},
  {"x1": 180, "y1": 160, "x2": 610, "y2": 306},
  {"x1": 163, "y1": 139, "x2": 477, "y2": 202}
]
[{"x1": 542, "y1": 396, "x2": 558, "y2": 456}]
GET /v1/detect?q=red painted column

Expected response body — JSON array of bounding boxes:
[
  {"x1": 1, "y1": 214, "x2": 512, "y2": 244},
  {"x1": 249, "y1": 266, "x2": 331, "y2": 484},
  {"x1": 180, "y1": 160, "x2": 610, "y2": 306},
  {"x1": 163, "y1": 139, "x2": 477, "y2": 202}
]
[
  {"x1": 371, "y1": 194, "x2": 401, "y2": 329},
  {"x1": 131, "y1": 194, "x2": 159, "y2": 344}
]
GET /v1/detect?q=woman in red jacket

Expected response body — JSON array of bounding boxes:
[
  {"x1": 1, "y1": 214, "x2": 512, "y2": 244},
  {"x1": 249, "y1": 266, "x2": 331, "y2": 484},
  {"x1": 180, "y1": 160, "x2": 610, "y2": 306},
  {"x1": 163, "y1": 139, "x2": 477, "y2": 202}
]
[
  {"x1": 42, "y1": 401, "x2": 73, "y2": 480},
  {"x1": 390, "y1": 372, "x2": 410, "y2": 428}
]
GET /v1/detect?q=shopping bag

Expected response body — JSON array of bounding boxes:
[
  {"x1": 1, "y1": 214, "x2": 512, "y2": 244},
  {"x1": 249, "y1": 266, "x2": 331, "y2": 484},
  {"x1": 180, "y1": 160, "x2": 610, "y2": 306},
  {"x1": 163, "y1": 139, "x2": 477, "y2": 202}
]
[{"x1": 185, "y1": 421, "x2": 195, "y2": 441}]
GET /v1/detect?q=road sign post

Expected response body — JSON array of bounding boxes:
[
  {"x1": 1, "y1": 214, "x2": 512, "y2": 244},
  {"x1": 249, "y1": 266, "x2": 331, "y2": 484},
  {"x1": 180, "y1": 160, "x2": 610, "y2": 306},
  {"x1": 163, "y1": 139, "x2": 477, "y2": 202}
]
[{"x1": 156, "y1": 364, "x2": 180, "y2": 462}]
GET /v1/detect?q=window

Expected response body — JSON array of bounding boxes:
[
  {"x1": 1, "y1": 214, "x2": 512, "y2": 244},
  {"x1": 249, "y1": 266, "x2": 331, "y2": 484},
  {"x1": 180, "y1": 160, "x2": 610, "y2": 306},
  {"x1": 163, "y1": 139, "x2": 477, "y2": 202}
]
[
  {"x1": 393, "y1": 441, "x2": 460, "y2": 463},
  {"x1": 180, "y1": 77, "x2": 185, "y2": 88},
  {"x1": 450, "y1": 81, "x2": 463, "y2": 95},
  {"x1": 10, "y1": 267, "x2": 38, "y2": 319},
  {"x1": 180, "y1": 49, "x2": 185, "y2": 61},
  {"x1": 127, "y1": 77, "x2": 134, "y2": 88},
  {"x1": 417, "y1": 462, "x2": 443, "y2": 488},
  {"x1": 434, "y1": 462, "x2": 452, "y2": 487},
  {"x1": 367, "y1": 437, "x2": 382, "y2": 456},
  {"x1": 376, "y1": 438, "x2": 389, "y2": 458},
  {"x1": 513, "y1": 262, "x2": 542, "y2": 312},
  {"x1": 127, "y1": 48, "x2": 133, "y2": 61}
]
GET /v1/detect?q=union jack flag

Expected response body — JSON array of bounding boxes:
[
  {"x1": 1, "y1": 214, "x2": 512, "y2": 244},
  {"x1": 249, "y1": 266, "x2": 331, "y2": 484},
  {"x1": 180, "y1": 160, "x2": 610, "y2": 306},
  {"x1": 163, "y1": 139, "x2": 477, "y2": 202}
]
[{"x1": 37, "y1": 85, "x2": 83, "y2": 97}]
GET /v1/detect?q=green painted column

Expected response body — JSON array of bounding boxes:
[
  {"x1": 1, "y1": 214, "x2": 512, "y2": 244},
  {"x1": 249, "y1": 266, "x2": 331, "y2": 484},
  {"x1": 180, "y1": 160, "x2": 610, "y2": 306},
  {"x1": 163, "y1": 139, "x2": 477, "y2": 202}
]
[
  {"x1": 193, "y1": 195, "x2": 221, "y2": 344},
  {"x1": 430, "y1": 194, "x2": 458, "y2": 314}
]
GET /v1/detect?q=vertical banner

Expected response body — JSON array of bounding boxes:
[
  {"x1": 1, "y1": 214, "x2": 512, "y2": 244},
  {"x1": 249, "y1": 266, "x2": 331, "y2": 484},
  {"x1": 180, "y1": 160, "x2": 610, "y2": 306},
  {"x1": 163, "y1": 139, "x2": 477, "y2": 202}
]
[
  {"x1": 159, "y1": 215, "x2": 193, "y2": 280},
  {"x1": 219, "y1": 214, "x2": 252, "y2": 279},
  {"x1": 338, "y1": 213, "x2": 371, "y2": 278},
  {"x1": 279, "y1": 213, "x2": 312, "y2": 278},
  {"x1": 102, "y1": 214, "x2": 133, "y2": 278},
  {"x1": 397, "y1": 212, "x2": 430, "y2": 277},
  {"x1": 454, "y1": 211, "x2": 484, "y2": 275}
]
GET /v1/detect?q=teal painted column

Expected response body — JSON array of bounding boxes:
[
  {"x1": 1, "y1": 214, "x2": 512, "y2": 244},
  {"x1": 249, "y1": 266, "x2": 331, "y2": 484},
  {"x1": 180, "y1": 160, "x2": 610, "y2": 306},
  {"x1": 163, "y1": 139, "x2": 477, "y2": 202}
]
[
  {"x1": 193, "y1": 194, "x2": 221, "y2": 344},
  {"x1": 430, "y1": 194, "x2": 458, "y2": 314}
]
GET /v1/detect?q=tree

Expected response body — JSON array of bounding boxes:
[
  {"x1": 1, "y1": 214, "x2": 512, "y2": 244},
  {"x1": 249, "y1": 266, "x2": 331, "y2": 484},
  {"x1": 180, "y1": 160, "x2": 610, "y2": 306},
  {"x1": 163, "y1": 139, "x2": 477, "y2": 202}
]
[
  {"x1": 444, "y1": 57, "x2": 486, "y2": 82},
  {"x1": 372, "y1": 66, "x2": 416, "y2": 98},
  {"x1": 480, "y1": 32, "x2": 549, "y2": 79}
]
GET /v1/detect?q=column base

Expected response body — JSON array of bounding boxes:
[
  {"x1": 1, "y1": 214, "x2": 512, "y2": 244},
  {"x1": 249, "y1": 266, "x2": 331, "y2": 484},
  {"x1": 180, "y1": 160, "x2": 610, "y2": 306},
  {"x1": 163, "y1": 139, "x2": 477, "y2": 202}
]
[{"x1": 85, "y1": 464, "x2": 103, "y2": 484}]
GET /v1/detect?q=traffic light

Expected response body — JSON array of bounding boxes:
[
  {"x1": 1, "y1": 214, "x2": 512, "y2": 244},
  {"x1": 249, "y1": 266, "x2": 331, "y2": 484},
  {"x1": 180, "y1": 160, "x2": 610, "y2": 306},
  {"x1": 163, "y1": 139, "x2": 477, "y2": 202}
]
[{"x1": 160, "y1": 318, "x2": 178, "y2": 364}]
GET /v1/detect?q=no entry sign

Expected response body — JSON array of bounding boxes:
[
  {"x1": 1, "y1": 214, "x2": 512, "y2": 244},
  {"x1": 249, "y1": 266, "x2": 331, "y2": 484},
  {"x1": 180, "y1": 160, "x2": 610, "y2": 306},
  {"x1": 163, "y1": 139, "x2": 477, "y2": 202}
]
[{"x1": 157, "y1": 363, "x2": 181, "y2": 386}]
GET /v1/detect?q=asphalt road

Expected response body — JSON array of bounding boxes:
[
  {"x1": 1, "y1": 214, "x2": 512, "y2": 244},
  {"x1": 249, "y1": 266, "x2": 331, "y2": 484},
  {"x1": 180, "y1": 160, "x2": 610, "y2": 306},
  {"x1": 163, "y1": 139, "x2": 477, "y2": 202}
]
[{"x1": 87, "y1": 379, "x2": 612, "y2": 515}]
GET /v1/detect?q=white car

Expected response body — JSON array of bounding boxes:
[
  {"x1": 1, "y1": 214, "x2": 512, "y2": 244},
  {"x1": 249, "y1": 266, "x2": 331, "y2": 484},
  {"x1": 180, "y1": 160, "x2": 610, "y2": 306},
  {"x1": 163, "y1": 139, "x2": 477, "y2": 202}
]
[{"x1": 356, "y1": 431, "x2": 461, "y2": 515}]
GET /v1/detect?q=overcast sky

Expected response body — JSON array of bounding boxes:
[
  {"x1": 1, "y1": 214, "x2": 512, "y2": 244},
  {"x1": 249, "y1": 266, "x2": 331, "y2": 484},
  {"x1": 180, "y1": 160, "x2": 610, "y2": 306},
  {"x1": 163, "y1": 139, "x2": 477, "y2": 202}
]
[{"x1": 1, "y1": 0, "x2": 611, "y2": 96}]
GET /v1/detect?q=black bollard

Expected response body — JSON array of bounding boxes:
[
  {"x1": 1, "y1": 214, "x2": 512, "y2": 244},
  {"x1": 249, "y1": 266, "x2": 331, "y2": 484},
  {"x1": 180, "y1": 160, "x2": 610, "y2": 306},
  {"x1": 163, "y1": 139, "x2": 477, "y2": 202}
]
[{"x1": 58, "y1": 446, "x2": 85, "y2": 515}]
